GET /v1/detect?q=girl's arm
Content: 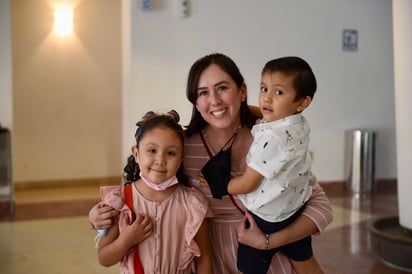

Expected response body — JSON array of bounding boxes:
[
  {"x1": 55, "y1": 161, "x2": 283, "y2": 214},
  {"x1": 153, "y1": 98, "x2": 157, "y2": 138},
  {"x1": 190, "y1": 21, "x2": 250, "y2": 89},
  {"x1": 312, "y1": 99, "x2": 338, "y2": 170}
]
[
  {"x1": 97, "y1": 217, "x2": 124, "y2": 267},
  {"x1": 228, "y1": 166, "x2": 263, "y2": 194},
  {"x1": 98, "y1": 214, "x2": 153, "y2": 267},
  {"x1": 237, "y1": 178, "x2": 333, "y2": 249},
  {"x1": 193, "y1": 219, "x2": 213, "y2": 274}
]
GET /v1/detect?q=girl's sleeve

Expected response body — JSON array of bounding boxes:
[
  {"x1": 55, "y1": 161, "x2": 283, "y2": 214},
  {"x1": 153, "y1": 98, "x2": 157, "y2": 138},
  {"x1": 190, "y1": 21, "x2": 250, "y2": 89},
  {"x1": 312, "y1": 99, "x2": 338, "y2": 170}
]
[
  {"x1": 100, "y1": 185, "x2": 123, "y2": 210},
  {"x1": 180, "y1": 187, "x2": 210, "y2": 269},
  {"x1": 99, "y1": 185, "x2": 132, "y2": 228},
  {"x1": 185, "y1": 187, "x2": 209, "y2": 244},
  {"x1": 302, "y1": 179, "x2": 333, "y2": 234}
]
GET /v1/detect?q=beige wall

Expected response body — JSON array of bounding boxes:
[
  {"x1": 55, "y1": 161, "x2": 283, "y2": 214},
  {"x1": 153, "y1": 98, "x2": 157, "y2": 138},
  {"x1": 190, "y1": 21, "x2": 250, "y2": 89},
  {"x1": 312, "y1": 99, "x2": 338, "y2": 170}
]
[
  {"x1": 12, "y1": 0, "x2": 122, "y2": 185},
  {"x1": 7, "y1": 0, "x2": 396, "y2": 186}
]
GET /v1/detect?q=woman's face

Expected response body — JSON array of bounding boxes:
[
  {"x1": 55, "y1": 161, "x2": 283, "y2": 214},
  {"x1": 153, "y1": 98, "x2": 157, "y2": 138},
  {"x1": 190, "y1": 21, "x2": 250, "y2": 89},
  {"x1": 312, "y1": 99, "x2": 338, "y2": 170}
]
[{"x1": 195, "y1": 64, "x2": 246, "y2": 131}]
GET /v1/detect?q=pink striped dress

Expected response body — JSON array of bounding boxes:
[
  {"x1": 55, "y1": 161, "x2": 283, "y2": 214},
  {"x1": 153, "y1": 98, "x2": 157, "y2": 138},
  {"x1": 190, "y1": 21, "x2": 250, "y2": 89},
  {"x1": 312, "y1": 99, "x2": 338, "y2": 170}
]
[{"x1": 184, "y1": 128, "x2": 333, "y2": 274}]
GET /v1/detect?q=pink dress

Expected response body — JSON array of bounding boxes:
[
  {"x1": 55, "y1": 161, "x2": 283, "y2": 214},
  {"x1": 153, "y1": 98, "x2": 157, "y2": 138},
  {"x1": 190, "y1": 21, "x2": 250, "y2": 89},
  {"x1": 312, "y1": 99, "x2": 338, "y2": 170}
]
[
  {"x1": 184, "y1": 129, "x2": 333, "y2": 274},
  {"x1": 100, "y1": 184, "x2": 209, "y2": 274}
]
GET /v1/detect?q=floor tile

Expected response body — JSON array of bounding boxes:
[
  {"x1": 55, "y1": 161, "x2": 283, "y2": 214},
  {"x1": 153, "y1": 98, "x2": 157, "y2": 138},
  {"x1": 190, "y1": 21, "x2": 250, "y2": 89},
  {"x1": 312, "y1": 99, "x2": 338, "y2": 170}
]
[
  {"x1": 0, "y1": 216, "x2": 118, "y2": 274},
  {"x1": 1, "y1": 183, "x2": 411, "y2": 274}
]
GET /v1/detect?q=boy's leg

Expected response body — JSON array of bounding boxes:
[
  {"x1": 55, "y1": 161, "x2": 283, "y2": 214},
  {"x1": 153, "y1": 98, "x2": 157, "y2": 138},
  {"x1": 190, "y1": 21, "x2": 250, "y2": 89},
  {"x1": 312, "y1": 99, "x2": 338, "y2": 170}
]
[
  {"x1": 290, "y1": 256, "x2": 324, "y2": 274},
  {"x1": 283, "y1": 235, "x2": 324, "y2": 274},
  {"x1": 237, "y1": 212, "x2": 280, "y2": 274},
  {"x1": 237, "y1": 243, "x2": 278, "y2": 274}
]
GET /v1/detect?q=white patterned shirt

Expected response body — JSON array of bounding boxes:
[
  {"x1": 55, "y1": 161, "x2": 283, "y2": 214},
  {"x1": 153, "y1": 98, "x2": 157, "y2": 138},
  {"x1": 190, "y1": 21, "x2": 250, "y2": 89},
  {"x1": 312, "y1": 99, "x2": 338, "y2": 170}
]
[{"x1": 238, "y1": 113, "x2": 313, "y2": 222}]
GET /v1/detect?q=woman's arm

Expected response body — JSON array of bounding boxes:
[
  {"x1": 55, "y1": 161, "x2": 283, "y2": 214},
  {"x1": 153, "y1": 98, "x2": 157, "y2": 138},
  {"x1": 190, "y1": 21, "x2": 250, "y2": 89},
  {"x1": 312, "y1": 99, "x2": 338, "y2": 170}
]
[
  {"x1": 301, "y1": 178, "x2": 334, "y2": 234},
  {"x1": 238, "y1": 211, "x2": 319, "y2": 250},
  {"x1": 237, "y1": 179, "x2": 333, "y2": 250},
  {"x1": 193, "y1": 219, "x2": 213, "y2": 274},
  {"x1": 89, "y1": 201, "x2": 119, "y2": 230}
]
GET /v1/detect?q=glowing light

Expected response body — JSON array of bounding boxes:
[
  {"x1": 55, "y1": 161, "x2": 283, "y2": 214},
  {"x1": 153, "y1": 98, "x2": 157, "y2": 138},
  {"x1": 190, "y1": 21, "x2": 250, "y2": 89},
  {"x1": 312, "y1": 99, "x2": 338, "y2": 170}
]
[{"x1": 54, "y1": 5, "x2": 73, "y2": 36}]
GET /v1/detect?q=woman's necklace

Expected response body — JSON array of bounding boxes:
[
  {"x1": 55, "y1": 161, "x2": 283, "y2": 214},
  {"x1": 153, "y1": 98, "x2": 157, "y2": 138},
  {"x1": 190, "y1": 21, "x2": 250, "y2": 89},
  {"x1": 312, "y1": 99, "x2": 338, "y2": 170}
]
[{"x1": 202, "y1": 125, "x2": 241, "y2": 153}]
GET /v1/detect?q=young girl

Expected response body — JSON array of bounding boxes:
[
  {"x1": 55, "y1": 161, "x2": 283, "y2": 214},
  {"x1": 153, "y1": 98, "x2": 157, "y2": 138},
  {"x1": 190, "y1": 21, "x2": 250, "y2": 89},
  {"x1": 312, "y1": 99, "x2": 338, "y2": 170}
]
[{"x1": 96, "y1": 110, "x2": 213, "y2": 274}]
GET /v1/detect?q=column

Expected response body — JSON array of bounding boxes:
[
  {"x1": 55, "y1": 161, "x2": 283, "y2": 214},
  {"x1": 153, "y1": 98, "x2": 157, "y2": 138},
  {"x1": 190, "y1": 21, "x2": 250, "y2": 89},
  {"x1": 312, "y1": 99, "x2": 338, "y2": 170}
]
[{"x1": 393, "y1": 0, "x2": 412, "y2": 230}]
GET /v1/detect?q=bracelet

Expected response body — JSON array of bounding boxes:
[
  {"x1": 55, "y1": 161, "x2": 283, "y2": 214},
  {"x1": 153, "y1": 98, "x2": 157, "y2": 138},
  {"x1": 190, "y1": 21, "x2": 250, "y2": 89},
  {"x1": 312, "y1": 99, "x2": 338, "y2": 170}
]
[{"x1": 264, "y1": 233, "x2": 270, "y2": 250}]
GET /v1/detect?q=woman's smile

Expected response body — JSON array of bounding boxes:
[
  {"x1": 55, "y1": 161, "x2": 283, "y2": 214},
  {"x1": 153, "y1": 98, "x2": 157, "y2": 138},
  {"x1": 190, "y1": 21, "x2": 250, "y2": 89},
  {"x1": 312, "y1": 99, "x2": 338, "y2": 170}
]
[{"x1": 210, "y1": 108, "x2": 227, "y2": 118}]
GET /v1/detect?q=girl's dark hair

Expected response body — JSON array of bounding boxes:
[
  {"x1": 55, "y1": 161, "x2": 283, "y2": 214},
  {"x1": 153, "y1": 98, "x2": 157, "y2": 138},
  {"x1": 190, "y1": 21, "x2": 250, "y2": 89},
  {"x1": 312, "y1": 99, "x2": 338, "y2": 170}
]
[
  {"x1": 185, "y1": 53, "x2": 259, "y2": 136},
  {"x1": 262, "y1": 56, "x2": 317, "y2": 101},
  {"x1": 123, "y1": 110, "x2": 190, "y2": 187}
]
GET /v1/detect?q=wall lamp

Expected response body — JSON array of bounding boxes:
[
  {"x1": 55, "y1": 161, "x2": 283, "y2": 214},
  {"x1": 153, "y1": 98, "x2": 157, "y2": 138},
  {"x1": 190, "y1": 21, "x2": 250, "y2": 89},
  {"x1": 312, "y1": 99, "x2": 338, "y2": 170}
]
[{"x1": 53, "y1": 4, "x2": 73, "y2": 36}]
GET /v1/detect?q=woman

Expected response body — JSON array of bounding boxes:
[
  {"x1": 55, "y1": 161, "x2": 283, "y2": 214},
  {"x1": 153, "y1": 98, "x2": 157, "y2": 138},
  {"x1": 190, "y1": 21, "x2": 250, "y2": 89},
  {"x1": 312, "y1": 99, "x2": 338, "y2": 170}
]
[
  {"x1": 90, "y1": 53, "x2": 333, "y2": 273},
  {"x1": 184, "y1": 53, "x2": 332, "y2": 273}
]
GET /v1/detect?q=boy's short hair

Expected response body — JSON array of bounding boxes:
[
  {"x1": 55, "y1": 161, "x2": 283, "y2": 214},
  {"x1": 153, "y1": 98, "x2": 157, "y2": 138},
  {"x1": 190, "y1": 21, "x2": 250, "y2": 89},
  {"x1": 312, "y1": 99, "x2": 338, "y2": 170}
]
[{"x1": 262, "y1": 56, "x2": 317, "y2": 100}]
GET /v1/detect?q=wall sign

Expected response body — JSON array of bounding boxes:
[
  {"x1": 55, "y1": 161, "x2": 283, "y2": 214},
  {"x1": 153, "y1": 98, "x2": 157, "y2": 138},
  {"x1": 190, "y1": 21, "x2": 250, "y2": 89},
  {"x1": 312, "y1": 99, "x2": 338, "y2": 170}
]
[{"x1": 343, "y1": 29, "x2": 358, "y2": 52}]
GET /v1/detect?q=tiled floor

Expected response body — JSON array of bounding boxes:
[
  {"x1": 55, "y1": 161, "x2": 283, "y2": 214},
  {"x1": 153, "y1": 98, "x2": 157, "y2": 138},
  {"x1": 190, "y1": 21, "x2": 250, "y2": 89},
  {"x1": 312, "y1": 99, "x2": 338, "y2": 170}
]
[
  {"x1": 0, "y1": 183, "x2": 410, "y2": 274},
  {"x1": 312, "y1": 185, "x2": 410, "y2": 274}
]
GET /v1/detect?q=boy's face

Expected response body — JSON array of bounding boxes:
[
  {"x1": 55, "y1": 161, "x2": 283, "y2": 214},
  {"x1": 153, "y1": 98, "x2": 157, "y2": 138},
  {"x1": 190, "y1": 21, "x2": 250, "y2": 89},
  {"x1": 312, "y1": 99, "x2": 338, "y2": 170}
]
[{"x1": 259, "y1": 71, "x2": 308, "y2": 122}]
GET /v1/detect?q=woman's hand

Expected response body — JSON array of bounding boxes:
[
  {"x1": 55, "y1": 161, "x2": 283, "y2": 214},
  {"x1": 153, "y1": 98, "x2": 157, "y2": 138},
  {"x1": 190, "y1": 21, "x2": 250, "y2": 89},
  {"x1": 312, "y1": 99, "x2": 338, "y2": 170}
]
[
  {"x1": 237, "y1": 211, "x2": 266, "y2": 250},
  {"x1": 198, "y1": 174, "x2": 210, "y2": 190},
  {"x1": 89, "y1": 202, "x2": 119, "y2": 230}
]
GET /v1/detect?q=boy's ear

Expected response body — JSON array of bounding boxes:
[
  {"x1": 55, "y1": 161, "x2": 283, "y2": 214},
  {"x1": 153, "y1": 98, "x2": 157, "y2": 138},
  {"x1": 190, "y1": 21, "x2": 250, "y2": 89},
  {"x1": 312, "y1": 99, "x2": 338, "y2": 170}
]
[{"x1": 297, "y1": 96, "x2": 312, "y2": 112}]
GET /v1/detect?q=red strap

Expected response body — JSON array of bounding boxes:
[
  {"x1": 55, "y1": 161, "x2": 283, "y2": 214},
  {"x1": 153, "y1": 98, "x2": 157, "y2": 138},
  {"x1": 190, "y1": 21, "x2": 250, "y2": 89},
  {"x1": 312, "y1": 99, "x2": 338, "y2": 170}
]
[
  {"x1": 229, "y1": 193, "x2": 245, "y2": 214},
  {"x1": 124, "y1": 183, "x2": 144, "y2": 274}
]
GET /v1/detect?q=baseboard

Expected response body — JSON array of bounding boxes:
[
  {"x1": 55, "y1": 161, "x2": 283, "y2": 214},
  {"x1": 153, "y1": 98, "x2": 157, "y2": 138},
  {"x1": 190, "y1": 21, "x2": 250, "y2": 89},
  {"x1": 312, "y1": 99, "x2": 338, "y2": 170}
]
[
  {"x1": 13, "y1": 177, "x2": 397, "y2": 193},
  {"x1": 320, "y1": 178, "x2": 397, "y2": 196},
  {"x1": 14, "y1": 176, "x2": 122, "y2": 190}
]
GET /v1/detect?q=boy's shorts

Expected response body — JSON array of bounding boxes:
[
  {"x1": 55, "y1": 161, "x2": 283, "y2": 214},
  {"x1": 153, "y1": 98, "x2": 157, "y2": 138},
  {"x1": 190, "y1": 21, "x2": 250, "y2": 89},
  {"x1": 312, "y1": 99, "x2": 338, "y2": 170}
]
[{"x1": 237, "y1": 205, "x2": 312, "y2": 274}]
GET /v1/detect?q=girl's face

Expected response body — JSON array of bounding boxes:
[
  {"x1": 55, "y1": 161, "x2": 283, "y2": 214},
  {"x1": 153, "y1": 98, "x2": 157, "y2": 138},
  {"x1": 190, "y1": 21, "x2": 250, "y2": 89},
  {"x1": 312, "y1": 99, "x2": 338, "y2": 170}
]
[
  {"x1": 195, "y1": 64, "x2": 246, "y2": 131},
  {"x1": 134, "y1": 127, "x2": 183, "y2": 184},
  {"x1": 259, "y1": 71, "x2": 310, "y2": 122}
]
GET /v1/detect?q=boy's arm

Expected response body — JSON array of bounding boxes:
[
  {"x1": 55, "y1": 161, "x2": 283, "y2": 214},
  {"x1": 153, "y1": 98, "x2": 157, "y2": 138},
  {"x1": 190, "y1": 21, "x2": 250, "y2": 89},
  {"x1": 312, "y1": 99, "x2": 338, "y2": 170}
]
[{"x1": 228, "y1": 166, "x2": 264, "y2": 194}]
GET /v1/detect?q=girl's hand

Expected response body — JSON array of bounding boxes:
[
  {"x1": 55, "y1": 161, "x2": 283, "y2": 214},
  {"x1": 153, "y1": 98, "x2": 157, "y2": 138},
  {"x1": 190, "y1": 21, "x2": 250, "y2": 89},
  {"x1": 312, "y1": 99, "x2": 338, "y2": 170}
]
[
  {"x1": 119, "y1": 213, "x2": 153, "y2": 247},
  {"x1": 90, "y1": 202, "x2": 118, "y2": 230},
  {"x1": 237, "y1": 211, "x2": 266, "y2": 250}
]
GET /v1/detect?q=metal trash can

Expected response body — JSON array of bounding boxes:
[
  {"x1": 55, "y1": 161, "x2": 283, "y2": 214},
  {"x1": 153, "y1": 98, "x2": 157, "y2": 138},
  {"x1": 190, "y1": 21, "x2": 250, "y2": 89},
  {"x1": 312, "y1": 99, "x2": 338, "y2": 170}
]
[
  {"x1": 344, "y1": 129, "x2": 375, "y2": 196},
  {"x1": 0, "y1": 127, "x2": 12, "y2": 187},
  {"x1": 0, "y1": 125, "x2": 14, "y2": 214}
]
